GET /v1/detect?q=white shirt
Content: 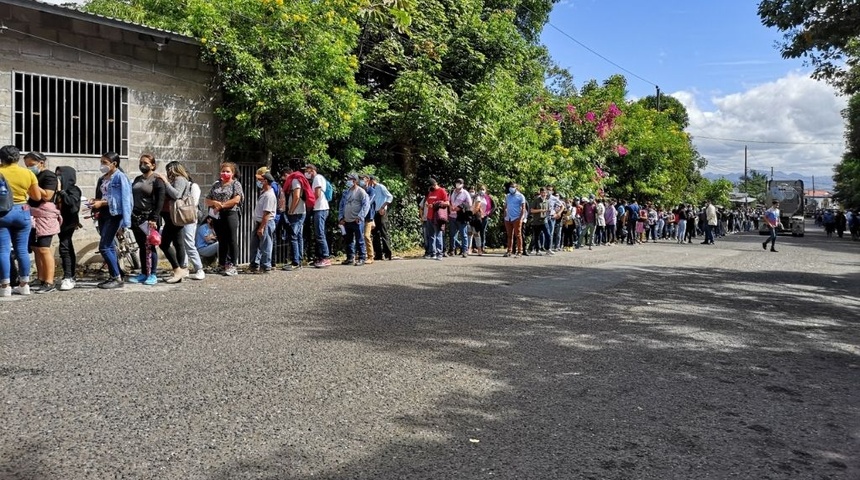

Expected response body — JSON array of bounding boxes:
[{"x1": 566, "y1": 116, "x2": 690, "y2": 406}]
[{"x1": 312, "y1": 174, "x2": 330, "y2": 211}]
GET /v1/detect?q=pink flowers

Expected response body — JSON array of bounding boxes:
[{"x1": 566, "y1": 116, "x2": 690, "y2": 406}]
[
  {"x1": 616, "y1": 145, "x2": 628, "y2": 156},
  {"x1": 585, "y1": 111, "x2": 596, "y2": 122}
]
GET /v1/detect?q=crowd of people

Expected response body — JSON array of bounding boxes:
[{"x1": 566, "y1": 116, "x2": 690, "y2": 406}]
[{"x1": 1, "y1": 144, "x2": 856, "y2": 297}]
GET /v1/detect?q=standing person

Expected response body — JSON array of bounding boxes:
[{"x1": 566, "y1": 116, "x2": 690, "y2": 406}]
[
  {"x1": 425, "y1": 178, "x2": 449, "y2": 260},
  {"x1": 54, "y1": 166, "x2": 82, "y2": 291},
  {"x1": 647, "y1": 203, "x2": 658, "y2": 242},
  {"x1": 595, "y1": 198, "x2": 606, "y2": 247},
  {"x1": 90, "y1": 152, "x2": 132, "y2": 290},
  {"x1": 250, "y1": 172, "x2": 277, "y2": 272},
  {"x1": 447, "y1": 178, "x2": 472, "y2": 257},
  {"x1": 127, "y1": 154, "x2": 165, "y2": 285},
  {"x1": 338, "y1": 173, "x2": 370, "y2": 266},
  {"x1": 360, "y1": 175, "x2": 376, "y2": 263},
  {"x1": 303, "y1": 164, "x2": 332, "y2": 268},
  {"x1": 528, "y1": 188, "x2": 550, "y2": 255},
  {"x1": 626, "y1": 199, "x2": 640, "y2": 245},
  {"x1": 205, "y1": 162, "x2": 244, "y2": 276},
  {"x1": 762, "y1": 200, "x2": 782, "y2": 252},
  {"x1": 23, "y1": 152, "x2": 62, "y2": 293},
  {"x1": 284, "y1": 166, "x2": 307, "y2": 270},
  {"x1": 0, "y1": 145, "x2": 42, "y2": 297},
  {"x1": 604, "y1": 199, "x2": 617, "y2": 245},
  {"x1": 155, "y1": 161, "x2": 190, "y2": 283},
  {"x1": 365, "y1": 174, "x2": 395, "y2": 261},
  {"x1": 469, "y1": 186, "x2": 486, "y2": 255},
  {"x1": 675, "y1": 204, "x2": 687, "y2": 244},
  {"x1": 503, "y1": 183, "x2": 526, "y2": 257},
  {"x1": 478, "y1": 184, "x2": 494, "y2": 253},
  {"x1": 702, "y1": 200, "x2": 717, "y2": 245}
]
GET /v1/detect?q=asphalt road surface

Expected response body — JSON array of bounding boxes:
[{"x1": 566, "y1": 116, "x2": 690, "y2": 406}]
[{"x1": 2, "y1": 225, "x2": 858, "y2": 479}]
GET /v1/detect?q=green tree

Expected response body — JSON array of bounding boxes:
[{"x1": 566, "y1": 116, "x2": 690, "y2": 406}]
[
  {"x1": 758, "y1": 0, "x2": 860, "y2": 94},
  {"x1": 738, "y1": 169, "x2": 768, "y2": 203},
  {"x1": 833, "y1": 93, "x2": 860, "y2": 209}
]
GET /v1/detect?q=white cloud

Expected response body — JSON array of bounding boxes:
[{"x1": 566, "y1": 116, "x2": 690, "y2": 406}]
[{"x1": 676, "y1": 72, "x2": 847, "y2": 178}]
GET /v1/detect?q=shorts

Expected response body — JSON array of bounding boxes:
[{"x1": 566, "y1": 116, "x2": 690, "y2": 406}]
[{"x1": 29, "y1": 229, "x2": 53, "y2": 248}]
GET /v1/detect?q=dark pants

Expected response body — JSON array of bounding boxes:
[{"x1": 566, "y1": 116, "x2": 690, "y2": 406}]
[
  {"x1": 764, "y1": 226, "x2": 777, "y2": 249},
  {"x1": 529, "y1": 224, "x2": 548, "y2": 252},
  {"x1": 704, "y1": 224, "x2": 715, "y2": 244},
  {"x1": 160, "y1": 213, "x2": 186, "y2": 269},
  {"x1": 58, "y1": 228, "x2": 76, "y2": 279},
  {"x1": 372, "y1": 211, "x2": 392, "y2": 260},
  {"x1": 131, "y1": 221, "x2": 160, "y2": 276},
  {"x1": 214, "y1": 210, "x2": 239, "y2": 267}
]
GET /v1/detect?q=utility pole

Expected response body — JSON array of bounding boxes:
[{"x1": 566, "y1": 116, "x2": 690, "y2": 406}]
[
  {"x1": 744, "y1": 145, "x2": 749, "y2": 210},
  {"x1": 655, "y1": 86, "x2": 661, "y2": 111}
]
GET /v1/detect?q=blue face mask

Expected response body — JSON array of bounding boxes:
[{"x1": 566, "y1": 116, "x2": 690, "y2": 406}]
[
  {"x1": 509, "y1": 187, "x2": 516, "y2": 194},
  {"x1": 256, "y1": 180, "x2": 264, "y2": 189},
  {"x1": 346, "y1": 180, "x2": 355, "y2": 188},
  {"x1": 359, "y1": 180, "x2": 366, "y2": 187},
  {"x1": 28, "y1": 165, "x2": 40, "y2": 175}
]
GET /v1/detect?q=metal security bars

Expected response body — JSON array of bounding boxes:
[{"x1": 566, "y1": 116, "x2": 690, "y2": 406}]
[{"x1": 12, "y1": 72, "x2": 128, "y2": 156}]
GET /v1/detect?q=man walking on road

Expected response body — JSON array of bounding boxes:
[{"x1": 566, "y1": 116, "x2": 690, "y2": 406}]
[
  {"x1": 762, "y1": 200, "x2": 782, "y2": 252},
  {"x1": 702, "y1": 200, "x2": 717, "y2": 245}
]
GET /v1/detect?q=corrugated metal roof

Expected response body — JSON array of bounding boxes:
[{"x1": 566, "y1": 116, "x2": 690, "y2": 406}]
[{"x1": 3, "y1": 0, "x2": 199, "y2": 45}]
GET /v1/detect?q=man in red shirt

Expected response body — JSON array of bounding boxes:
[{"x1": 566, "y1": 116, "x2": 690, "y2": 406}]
[{"x1": 424, "y1": 178, "x2": 449, "y2": 260}]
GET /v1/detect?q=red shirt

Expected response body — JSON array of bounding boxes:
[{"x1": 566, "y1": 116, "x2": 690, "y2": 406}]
[{"x1": 425, "y1": 187, "x2": 448, "y2": 221}]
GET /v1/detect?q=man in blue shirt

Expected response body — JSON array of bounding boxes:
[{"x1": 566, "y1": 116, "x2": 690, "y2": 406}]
[
  {"x1": 626, "y1": 198, "x2": 640, "y2": 245},
  {"x1": 362, "y1": 174, "x2": 397, "y2": 261},
  {"x1": 503, "y1": 181, "x2": 527, "y2": 257}
]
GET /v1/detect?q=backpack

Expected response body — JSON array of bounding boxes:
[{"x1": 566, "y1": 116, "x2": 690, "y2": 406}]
[
  {"x1": 323, "y1": 176, "x2": 333, "y2": 202},
  {"x1": 0, "y1": 172, "x2": 13, "y2": 214},
  {"x1": 284, "y1": 172, "x2": 316, "y2": 210}
]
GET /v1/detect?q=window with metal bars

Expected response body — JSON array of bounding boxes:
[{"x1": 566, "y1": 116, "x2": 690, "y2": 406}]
[{"x1": 12, "y1": 72, "x2": 128, "y2": 157}]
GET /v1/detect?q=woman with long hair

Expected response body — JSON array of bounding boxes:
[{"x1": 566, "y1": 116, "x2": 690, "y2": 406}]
[
  {"x1": 90, "y1": 152, "x2": 132, "y2": 290},
  {"x1": 155, "y1": 161, "x2": 190, "y2": 283},
  {"x1": 127, "y1": 154, "x2": 165, "y2": 285},
  {"x1": 205, "y1": 162, "x2": 244, "y2": 276}
]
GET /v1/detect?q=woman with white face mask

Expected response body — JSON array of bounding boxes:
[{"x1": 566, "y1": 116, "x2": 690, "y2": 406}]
[{"x1": 89, "y1": 152, "x2": 132, "y2": 289}]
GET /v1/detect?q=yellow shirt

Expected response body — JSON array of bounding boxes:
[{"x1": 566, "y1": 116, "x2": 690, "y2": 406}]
[{"x1": 0, "y1": 163, "x2": 38, "y2": 204}]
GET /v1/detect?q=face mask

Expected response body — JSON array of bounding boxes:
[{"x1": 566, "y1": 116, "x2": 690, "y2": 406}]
[
  {"x1": 256, "y1": 180, "x2": 264, "y2": 189},
  {"x1": 455, "y1": 183, "x2": 463, "y2": 189},
  {"x1": 28, "y1": 165, "x2": 40, "y2": 175},
  {"x1": 359, "y1": 180, "x2": 366, "y2": 187},
  {"x1": 220, "y1": 172, "x2": 232, "y2": 182},
  {"x1": 99, "y1": 164, "x2": 111, "y2": 175},
  {"x1": 509, "y1": 187, "x2": 516, "y2": 194},
  {"x1": 346, "y1": 180, "x2": 354, "y2": 188},
  {"x1": 480, "y1": 190, "x2": 486, "y2": 195},
  {"x1": 304, "y1": 172, "x2": 313, "y2": 180},
  {"x1": 139, "y1": 164, "x2": 152, "y2": 174}
]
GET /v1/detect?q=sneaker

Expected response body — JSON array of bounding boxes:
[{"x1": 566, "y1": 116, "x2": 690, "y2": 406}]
[
  {"x1": 389, "y1": 256, "x2": 402, "y2": 260},
  {"x1": 0, "y1": 286, "x2": 10, "y2": 297},
  {"x1": 762, "y1": 242, "x2": 767, "y2": 250},
  {"x1": 461, "y1": 253, "x2": 468, "y2": 258},
  {"x1": 36, "y1": 283, "x2": 56, "y2": 294},
  {"x1": 365, "y1": 258, "x2": 374, "y2": 264},
  {"x1": 224, "y1": 265, "x2": 238, "y2": 276},
  {"x1": 341, "y1": 259, "x2": 355, "y2": 266},
  {"x1": 503, "y1": 252, "x2": 511, "y2": 257},
  {"x1": 513, "y1": 254, "x2": 520, "y2": 258},
  {"x1": 144, "y1": 275, "x2": 158, "y2": 286},
  {"x1": 59, "y1": 278, "x2": 76, "y2": 291},
  {"x1": 285, "y1": 263, "x2": 302, "y2": 271},
  {"x1": 313, "y1": 258, "x2": 332, "y2": 268},
  {"x1": 12, "y1": 285, "x2": 31, "y2": 296},
  {"x1": 98, "y1": 278, "x2": 124, "y2": 289},
  {"x1": 434, "y1": 255, "x2": 442, "y2": 261},
  {"x1": 127, "y1": 274, "x2": 147, "y2": 284},
  {"x1": 770, "y1": 248, "x2": 778, "y2": 252},
  {"x1": 190, "y1": 270, "x2": 205, "y2": 280},
  {"x1": 545, "y1": 250, "x2": 554, "y2": 256},
  {"x1": 354, "y1": 259, "x2": 366, "y2": 266}
]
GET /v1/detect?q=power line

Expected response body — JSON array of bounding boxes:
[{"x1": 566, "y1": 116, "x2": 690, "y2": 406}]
[
  {"x1": 521, "y1": 5, "x2": 658, "y2": 87},
  {"x1": 691, "y1": 134, "x2": 843, "y2": 146}
]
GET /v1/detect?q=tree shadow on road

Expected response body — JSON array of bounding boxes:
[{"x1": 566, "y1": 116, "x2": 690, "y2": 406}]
[{"x1": 203, "y1": 258, "x2": 860, "y2": 479}]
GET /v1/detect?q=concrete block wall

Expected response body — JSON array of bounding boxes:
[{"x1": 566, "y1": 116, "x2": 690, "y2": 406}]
[{"x1": 0, "y1": 2, "x2": 225, "y2": 262}]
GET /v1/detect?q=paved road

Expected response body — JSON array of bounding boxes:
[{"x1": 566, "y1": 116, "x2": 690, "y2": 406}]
[{"x1": 2, "y1": 226, "x2": 858, "y2": 479}]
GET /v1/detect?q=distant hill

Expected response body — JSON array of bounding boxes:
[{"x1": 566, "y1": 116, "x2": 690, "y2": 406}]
[{"x1": 702, "y1": 171, "x2": 834, "y2": 191}]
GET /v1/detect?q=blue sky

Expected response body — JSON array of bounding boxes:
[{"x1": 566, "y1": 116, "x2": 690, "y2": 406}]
[{"x1": 541, "y1": 0, "x2": 847, "y2": 180}]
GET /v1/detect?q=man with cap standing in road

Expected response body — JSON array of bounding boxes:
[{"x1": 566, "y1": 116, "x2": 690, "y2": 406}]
[{"x1": 338, "y1": 173, "x2": 370, "y2": 266}]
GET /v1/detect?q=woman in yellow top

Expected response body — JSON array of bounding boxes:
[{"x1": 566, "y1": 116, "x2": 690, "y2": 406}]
[{"x1": 0, "y1": 145, "x2": 42, "y2": 297}]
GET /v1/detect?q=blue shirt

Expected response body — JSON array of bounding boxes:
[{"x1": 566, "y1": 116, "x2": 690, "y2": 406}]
[
  {"x1": 505, "y1": 191, "x2": 527, "y2": 221},
  {"x1": 370, "y1": 182, "x2": 394, "y2": 213}
]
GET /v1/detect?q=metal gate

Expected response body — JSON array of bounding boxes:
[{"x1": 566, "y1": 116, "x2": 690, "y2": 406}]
[{"x1": 235, "y1": 164, "x2": 290, "y2": 265}]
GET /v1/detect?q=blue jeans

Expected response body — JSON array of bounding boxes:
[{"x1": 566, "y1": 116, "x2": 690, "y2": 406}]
[
  {"x1": 313, "y1": 209, "x2": 330, "y2": 259},
  {"x1": 287, "y1": 213, "x2": 305, "y2": 266},
  {"x1": 423, "y1": 220, "x2": 435, "y2": 255},
  {"x1": 98, "y1": 214, "x2": 123, "y2": 278},
  {"x1": 552, "y1": 218, "x2": 563, "y2": 249},
  {"x1": 251, "y1": 218, "x2": 276, "y2": 268},
  {"x1": 704, "y1": 224, "x2": 715, "y2": 243},
  {"x1": 0, "y1": 205, "x2": 33, "y2": 284},
  {"x1": 449, "y1": 219, "x2": 468, "y2": 253},
  {"x1": 431, "y1": 221, "x2": 444, "y2": 256},
  {"x1": 344, "y1": 220, "x2": 366, "y2": 260}
]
